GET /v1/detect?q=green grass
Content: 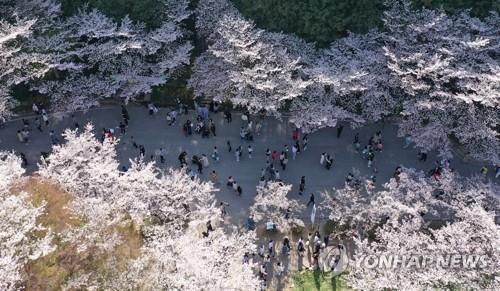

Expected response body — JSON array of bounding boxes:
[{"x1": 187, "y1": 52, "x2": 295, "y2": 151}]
[{"x1": 292, "y1": 270, "x2": 352, "y2": 291}]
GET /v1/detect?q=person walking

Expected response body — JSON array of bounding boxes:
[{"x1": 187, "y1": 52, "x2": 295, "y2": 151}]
[
  {"x1": 210, "y1": 121, "x2": 216, "y2": 136},
  {"x1": 186, "y1": 120, "x2": 193, "y2": 135},
  {"x1": 130, "y1": 136, "x2": 139, "y2": 149},
  {"x1": 21, "y1": 128, "x2": 30, "y2": 143},
  {"x1": 237, "y1": 184, "x2": 242, "y2": 196},
  {"x1": 212, "y1": 146, "x2": 219, "y2": 162},
  {"x1": 178, "y1": 151, "x2": 187, "y2": 167},
  {"x1": 139, "y1": 145, "x2": 145, "y2": 157},
  {"x1": 34, "y1": 118, "x2": 43, "y2": 132},
  {"x1": 17, "y1": 130, "x2": 25, "y2": 143},
  {"x1": 49, "y1": 130, "x2": 59, "y2": 145},
  {"x1": 354, "y1": 133, "x2": 360, "y2": 152},
  {"x1": 20, "y1": 153, "x2": 28, "y2": 167},
  {"x1": 219, "y1": 201, "x2": 229, "y2": 219},
  {"x1": 275, "y1": 262, "x2": 285, "y2": 277},
  {"x1": 200, "y1": 154, "x2": 209, "y2": 168},
  {"x1": 361, "y1": 145, "x2": 369, "y2": 159},
  {"x1": 336, "y1": 125, "x2": 344, "y2": 138},
  {"x1": 292, "y1": 145, "x2": 298, "y2": 160},
  {"x1": 239, "y1": 127, "x2": 246, "y2": 141},
  {"x1": 282, "y1": 155, "x2": 288, "y2": 171},
  {"x1": 258, "y1": 244, "x2": 265, "y2": 258},
  {"x1": 227, "y1": 176, "x2": 235, "y2": 187},
  {"x1": 299, "y1": 176, "x2": 305, "y2": 195},
  {"x1": 284, "y1": 144, "x2": 289, "y2": 154},
  {"x1": 167, "y1": 110, "x2": 177, "y2": 126},
  {"x1": 157, "y1": 148, "x2": 166, "y2": 163},
  {"x1": 297, "y1": 237, "x2": 305, "y2": 256},
  {"x1": 374, "y1": 131, "x2": 382, "y2": 144},
  {"x1": 247, "y1": 120, "x2": 253, "y2": 132},
  {"x1": 227, "y1": 141, "x2": 232, "y2": 152},
  {"x1": 247, "y1": 145, "x2": 253, "y2": 159},
  {"x1": 320, "y1": 153, "x2": 325, "y2": 166},
  {"x1": 255, "y1": 121, "x2": 262, "y2": 135},
  {"x1": 235, "y1": 146, "x2": 242, "y2": 162},
  {"x1": 148, "y1": 102, "x2": 155, "y2": 115},
  {"x1": 271, "y1": 150, "x2": 278, "y2": 162},
  {"x1": 268, "y1": 240, "x2": 275, "y2": 257},
  {"x1": 224, "y1": 110, "x2": 232, "y2": 123},
  {"x1": 42, "y1": 110, "x2": 49, "y2": 126},
  {"x1": 210, "y1": 170, "x2": 220, "y2": 186},
  {"x1": 325, "y1": 155, "x2": 332, "y2": 170},
  {"x1": 274, "y1": 170, "x2": 280, "y2": 181},
  {"x1": 302, "y1": 135, "x2": 308, "y2": 151},
  {"x1": 196, "y1": 158, "x2": 203, "y2": 174},
  {"x1": 265, "y1": 148, "x2": 271, "y2": 161},
  {"x1": 307, "y1": 193, "x2": 315, "y2": 207},
  {"x1": 367, "y1": 151, "x2": 374, "y2": 168},
  {"x1": 32, "y1": 103, "x2": 39, "y2": 115},
  {"x1": 282, "y1": 236, "x2": 291, "y2": 256}
]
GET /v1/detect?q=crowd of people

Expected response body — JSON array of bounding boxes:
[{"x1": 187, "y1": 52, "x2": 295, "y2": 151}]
[{"x1": 5, "y1": 100, "x2": 500, "y2": 290}]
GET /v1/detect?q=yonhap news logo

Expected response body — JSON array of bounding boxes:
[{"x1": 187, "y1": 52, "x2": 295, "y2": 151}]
[{"x1": 354, "y1": 254, "x2": 490, "y2": 270}]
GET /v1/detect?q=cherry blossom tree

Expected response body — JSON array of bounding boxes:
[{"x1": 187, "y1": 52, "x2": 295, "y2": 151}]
[
  {"x1": 0, "y1": 151, "x2": 25, "y2": 197},
  {"x1": 0, "y1": 152, "x2": 55, "y2": 290},
  {"x1": 0, "y1": 0, "x2": 62, "y2": 121},
  {"x1": 38, "y1": 124, "x2": 121, "y2": 198},
  {"x1": 190, "y1": 8, "x2": 312, "y2": 116},
  {"x1": 383, "y1": 0, "x2": 500, "y2": 163},
  {"x1": 290, "y1": 31, "x2": 397, "y2": 132},
  {"x1": 28, "y1": 2, "x2": 192, "y2": 112},
  {"x1": 320, "y1": 166, "x2": 500, "y2": 290},
  {"x1": 348, "y1": 204, "x2": 500, "y2": 291},
  {"x1": 195, "y1": 0, "x2": 240, "y2": 42},
  {"x1": 0, "y1": 15, "x2": 48, "y2": 121},
  {"x1": 250, "y1": 181, "x2": 305, "y2": 233},
  {"x1": 117, "y1": 225, "x2": 259, "y2": 290}
]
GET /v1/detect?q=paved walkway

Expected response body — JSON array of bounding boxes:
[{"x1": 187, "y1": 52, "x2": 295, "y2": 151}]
[{"x1": 0, "y1": 105, "x2": 496, "y2": 225}]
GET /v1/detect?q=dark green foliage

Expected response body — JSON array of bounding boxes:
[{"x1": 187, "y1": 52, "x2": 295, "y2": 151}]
[
  {"x1": 11, "y1": 84, "x2": 51, "y2": 113},
  {"x1": 58, "y1": 0, "x2": 166, "y2": 28},
  {"x1": 231, "y1": 0, "x2": 498, "y2": 48},
  {"x1": 232, "y1": 0, "x2": 384, "y2": 47},
  {"x1": 150, "y1": 66, "x2": 195, "y2": 107}
]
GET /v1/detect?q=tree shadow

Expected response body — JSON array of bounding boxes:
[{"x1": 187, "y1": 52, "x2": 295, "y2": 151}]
[
  {"x1": 297, "y1": 253, "x2": 304, "y2": 271},
  {"x1": 331, "y1": 276, "x2": 338, "y2": 291},
  {"x1": 313, "y1": 270, "x2": 321, "y2": 291},
  {"x1": 275, "y1": 252, "x2": 291, "y2": 290}
]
